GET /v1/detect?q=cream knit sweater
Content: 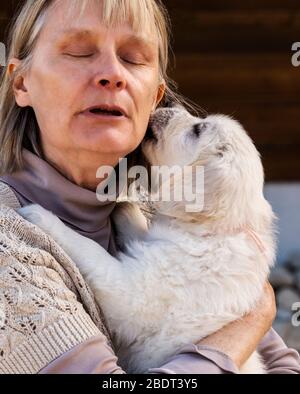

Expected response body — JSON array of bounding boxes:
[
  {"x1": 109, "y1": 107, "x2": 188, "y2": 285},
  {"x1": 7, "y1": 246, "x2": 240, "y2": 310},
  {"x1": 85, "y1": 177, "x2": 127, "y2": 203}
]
[{"x1": 0, "y1": 181, "x2": 112, "y2": 374}]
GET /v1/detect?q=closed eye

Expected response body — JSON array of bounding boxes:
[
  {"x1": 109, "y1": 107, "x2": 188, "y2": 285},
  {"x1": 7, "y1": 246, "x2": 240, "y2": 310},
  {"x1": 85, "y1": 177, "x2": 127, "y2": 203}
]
[
  {"x1": 65, "y1": 53, "x2": 94, "y2": 58},
  {"x1": 65, "y1": 53, "x2": 144, "y2": 65},
  {"x1": 120, "y1": 57, "x2": 145, "y2": 66}
]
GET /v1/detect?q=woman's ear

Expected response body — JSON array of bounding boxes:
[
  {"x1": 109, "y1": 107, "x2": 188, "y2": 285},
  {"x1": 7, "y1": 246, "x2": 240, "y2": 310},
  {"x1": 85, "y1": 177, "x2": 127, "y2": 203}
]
[
  {"x1": 153, "y1": 81, "x2": 166, "y2": 110},
  {"x1": 8, "y1": 58, "x2": 32, "y2": 108}
]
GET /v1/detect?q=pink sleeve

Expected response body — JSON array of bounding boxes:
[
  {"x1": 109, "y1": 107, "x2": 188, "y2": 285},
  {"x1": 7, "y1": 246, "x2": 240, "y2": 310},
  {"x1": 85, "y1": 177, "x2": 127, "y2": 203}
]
[
  {"x1": 150, "y1": 328, "x2": 300, "y2": 374},
  {"x1": 148, "y1": 344, "x2": 238, "y2": 374},
  {"x1": 257, "y1": 328, "x2": 300, "y2": 374},
  {"x1": 38, "y1": 329, "x2": 300, "y2": 374},
  {"x1": 38, "y1": 335, "x2": 238, "y2": 374},
  {"x1": 38, "y1": 335, "x2": 125, "y2": 374}
]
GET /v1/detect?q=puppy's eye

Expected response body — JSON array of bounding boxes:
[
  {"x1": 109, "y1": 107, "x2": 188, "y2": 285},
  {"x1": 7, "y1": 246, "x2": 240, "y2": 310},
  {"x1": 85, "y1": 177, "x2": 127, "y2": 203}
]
[
  {"x1": 192, "y1": 122, "x2": 208, "y2": 137},
  {"x1": 192, "y1": 123, "x2": 202, "y2": 137}
]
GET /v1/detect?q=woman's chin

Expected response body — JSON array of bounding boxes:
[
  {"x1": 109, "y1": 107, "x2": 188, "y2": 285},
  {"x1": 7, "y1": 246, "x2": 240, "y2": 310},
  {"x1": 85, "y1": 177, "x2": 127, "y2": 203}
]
[{"x1": 73, "y1": 127, "x2": 137, "y2": 156}]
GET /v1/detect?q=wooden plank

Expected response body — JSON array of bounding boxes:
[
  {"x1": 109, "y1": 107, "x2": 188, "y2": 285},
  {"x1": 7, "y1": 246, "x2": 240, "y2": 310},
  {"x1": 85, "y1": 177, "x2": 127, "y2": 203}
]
[
  {"x1": 0, "y1": 0, "x2": 25, "y2": 43},
  {"x1": 258, "y1": 144, "x2": 300, "y2": 181},
  {"x1": 0, "y1": 2, "x2": 17, "y2": 18},
  {"x1": 0, "y1": 11, "x2": 11, "y2": 44},
  {"x1": 164, "y1": 0, "x2": 300, "y2": 11},
  {"x1": 169, "y1": 53, "x2": 300, "y2": 103},
  {"x1": 190, "y1": 103, "x2": 300, "y2": 146},
  {"x1": 167, "y1": 10, "x2": 300, "y2": 52}
]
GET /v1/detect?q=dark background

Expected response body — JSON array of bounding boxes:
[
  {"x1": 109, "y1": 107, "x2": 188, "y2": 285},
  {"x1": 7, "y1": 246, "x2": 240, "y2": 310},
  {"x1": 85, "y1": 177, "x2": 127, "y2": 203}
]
[{"x1": 1, "y1": 0, "x2": 300, "y2": 181}]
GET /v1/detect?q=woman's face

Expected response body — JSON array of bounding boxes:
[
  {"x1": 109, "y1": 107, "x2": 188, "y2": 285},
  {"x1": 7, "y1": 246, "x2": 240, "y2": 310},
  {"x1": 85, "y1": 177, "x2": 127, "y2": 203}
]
[{"x1": 11, "y1": 0, "x2": 165, "y2": 173}]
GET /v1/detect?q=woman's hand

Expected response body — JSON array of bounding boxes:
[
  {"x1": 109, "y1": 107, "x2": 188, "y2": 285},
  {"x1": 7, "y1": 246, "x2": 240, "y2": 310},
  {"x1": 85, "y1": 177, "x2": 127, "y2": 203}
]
[{"x1": 196, "y1": 282, "x2": 276, "y2": 369}]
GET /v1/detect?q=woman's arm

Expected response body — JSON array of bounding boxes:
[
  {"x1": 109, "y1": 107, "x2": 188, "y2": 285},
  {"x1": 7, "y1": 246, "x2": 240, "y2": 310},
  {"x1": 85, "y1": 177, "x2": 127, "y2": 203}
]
[
  {"x1": 195, "y1": 282, "x2": 276, "y2": 369},
  {"x1": 149, "y1": 282, "x2": 299, "y2": 374},
  {"x1": 0, "y1": 252, "x2": 106, "y2": 374},
  {"x1": 39, "y1": 282, "x2": 299, "y2": 374}
]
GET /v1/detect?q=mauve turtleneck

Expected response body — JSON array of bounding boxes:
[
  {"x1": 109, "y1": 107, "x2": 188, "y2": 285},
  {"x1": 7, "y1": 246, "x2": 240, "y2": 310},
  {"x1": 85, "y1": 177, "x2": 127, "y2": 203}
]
[{"x1": 0, "y1": 148, "x2": 118, "y2": 256}]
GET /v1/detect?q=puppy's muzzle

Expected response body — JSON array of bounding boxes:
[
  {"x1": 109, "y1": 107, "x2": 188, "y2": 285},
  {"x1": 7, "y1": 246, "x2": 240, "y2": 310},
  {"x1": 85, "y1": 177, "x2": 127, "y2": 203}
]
[{"x1": 149, "y1": 108, "x2": 178, "y2": 137}]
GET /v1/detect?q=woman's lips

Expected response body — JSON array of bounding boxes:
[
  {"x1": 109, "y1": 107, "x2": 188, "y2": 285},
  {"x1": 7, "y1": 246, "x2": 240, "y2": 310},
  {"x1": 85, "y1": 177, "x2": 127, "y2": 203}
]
[{"x1": 80, "y1": 110, "x2": 127, "y2": 121}]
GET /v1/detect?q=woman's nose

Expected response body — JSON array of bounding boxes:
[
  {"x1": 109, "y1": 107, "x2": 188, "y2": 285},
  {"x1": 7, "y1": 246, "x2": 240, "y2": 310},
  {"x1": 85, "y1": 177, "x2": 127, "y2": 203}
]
[
  {"x1": 99, "y1": 78, "x2": 124, "y2": 90},
  {"x1": 94, "y1": 53, "x2": 127, "y2": 91}
]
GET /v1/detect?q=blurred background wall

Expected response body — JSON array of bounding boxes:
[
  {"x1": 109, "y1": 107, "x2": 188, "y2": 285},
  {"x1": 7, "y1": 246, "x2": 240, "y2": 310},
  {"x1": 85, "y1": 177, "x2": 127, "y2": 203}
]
[{"x1": 0, "y1": 0, "x2": 299, "y2": 350}]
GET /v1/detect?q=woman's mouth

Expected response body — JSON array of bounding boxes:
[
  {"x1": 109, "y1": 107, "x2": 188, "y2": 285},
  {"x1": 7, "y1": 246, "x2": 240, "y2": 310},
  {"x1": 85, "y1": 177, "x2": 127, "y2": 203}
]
[
  {"x1": 81, "y1": 108, "x2": 126, "y2": 121},
  {"x1": 90, "y1": 108, "x2": 123, "y2": 116},
  {"x1": 82, "y1": 103, "x2": 127, "y2": 120}
]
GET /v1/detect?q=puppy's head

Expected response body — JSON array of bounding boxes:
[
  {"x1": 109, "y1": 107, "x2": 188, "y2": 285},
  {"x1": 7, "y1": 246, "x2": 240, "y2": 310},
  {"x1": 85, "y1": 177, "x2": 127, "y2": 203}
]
[{"x1": 142, "y1": 106, "x2": 274, "y2": 231}]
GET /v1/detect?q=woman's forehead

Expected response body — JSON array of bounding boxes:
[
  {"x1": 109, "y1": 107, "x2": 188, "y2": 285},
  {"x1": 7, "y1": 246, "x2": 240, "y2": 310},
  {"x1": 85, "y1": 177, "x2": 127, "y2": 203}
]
[{"x1": 48, "y1": 0, "x2": 159, "y2": 42}]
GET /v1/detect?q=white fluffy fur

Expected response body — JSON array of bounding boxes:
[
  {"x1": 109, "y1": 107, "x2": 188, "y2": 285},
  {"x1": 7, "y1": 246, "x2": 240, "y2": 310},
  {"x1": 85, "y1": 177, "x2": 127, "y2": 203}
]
[{"x1": 19, "y1": 106, "x2": 276, "y2": 374}]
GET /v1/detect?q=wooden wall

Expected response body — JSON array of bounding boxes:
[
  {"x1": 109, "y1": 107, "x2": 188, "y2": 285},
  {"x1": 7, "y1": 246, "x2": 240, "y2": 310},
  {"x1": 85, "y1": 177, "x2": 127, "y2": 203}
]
[
  {"x1": 164, "y1": 0, "x2": 300, "y2": 181},
  {"x1": 0, "y1": 1, "x2": 17, "y2": 40},
  {"x1": 0, "y1": 1, "x2": 299, "y2": 181}
]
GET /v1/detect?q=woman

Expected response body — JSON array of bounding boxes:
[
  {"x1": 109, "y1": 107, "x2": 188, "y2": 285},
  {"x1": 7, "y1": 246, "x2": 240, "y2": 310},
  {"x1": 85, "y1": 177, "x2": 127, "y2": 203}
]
[{"x1": 0, "y1": 0, "x2": 299, "y2": 374}]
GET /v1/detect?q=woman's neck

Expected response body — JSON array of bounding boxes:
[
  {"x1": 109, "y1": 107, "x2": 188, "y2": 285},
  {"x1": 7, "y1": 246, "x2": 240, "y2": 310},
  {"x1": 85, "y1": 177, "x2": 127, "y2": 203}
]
[{"x1": 42, "y1": 145, "x2": 120, "y2": 192}]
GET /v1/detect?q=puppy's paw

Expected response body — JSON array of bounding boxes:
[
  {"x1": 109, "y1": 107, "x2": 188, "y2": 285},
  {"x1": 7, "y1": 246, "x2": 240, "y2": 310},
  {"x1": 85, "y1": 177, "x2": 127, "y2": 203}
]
[{"x1": 18, "y1": 204, "x2": 61, "y2": 235}]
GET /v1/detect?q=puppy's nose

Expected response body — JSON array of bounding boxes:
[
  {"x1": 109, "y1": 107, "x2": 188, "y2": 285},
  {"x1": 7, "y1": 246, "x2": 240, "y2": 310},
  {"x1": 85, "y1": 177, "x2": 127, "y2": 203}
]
[{"x1": 150, "y1": 108, "x2": 177, "y2": 132}]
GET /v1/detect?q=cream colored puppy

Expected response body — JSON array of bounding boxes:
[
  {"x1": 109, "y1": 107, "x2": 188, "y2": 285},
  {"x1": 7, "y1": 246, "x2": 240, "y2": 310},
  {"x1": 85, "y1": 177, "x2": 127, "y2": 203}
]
[{"x1": 19, "y1": 106, "x2": 276, "y2": 374}]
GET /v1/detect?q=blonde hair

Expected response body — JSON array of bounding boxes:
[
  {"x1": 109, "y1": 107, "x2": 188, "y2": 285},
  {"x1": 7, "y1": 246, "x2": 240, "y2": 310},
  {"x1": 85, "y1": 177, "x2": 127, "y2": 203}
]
[{"x1": 0, "y1": 0, "x2": 202, "y2": 175}]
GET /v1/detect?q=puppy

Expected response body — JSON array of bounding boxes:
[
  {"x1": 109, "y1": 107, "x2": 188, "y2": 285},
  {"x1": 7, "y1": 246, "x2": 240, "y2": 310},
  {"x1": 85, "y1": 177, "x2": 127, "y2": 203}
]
[{"x1": 19, "y1": 106, "x2": 276, "y2": 374}]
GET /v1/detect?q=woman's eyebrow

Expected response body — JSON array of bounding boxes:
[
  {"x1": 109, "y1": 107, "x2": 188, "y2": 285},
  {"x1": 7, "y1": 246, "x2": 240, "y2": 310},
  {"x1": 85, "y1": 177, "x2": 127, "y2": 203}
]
[
  {"x1": 58, "y1": 28, "x2": 96, "y2": 41},
  {"x1": 122, "y1": 34, "x2": 157, "y2": 52},
  {"x1": 57, "y1": 28, "x2": 157, "y2": 51}
]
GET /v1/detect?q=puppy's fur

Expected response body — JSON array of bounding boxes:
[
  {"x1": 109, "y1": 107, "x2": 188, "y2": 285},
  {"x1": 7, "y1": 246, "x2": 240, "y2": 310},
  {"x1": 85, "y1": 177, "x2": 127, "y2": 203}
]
[{"x1": 19, "y1": 106, "x2": 276, "y2": 373}]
